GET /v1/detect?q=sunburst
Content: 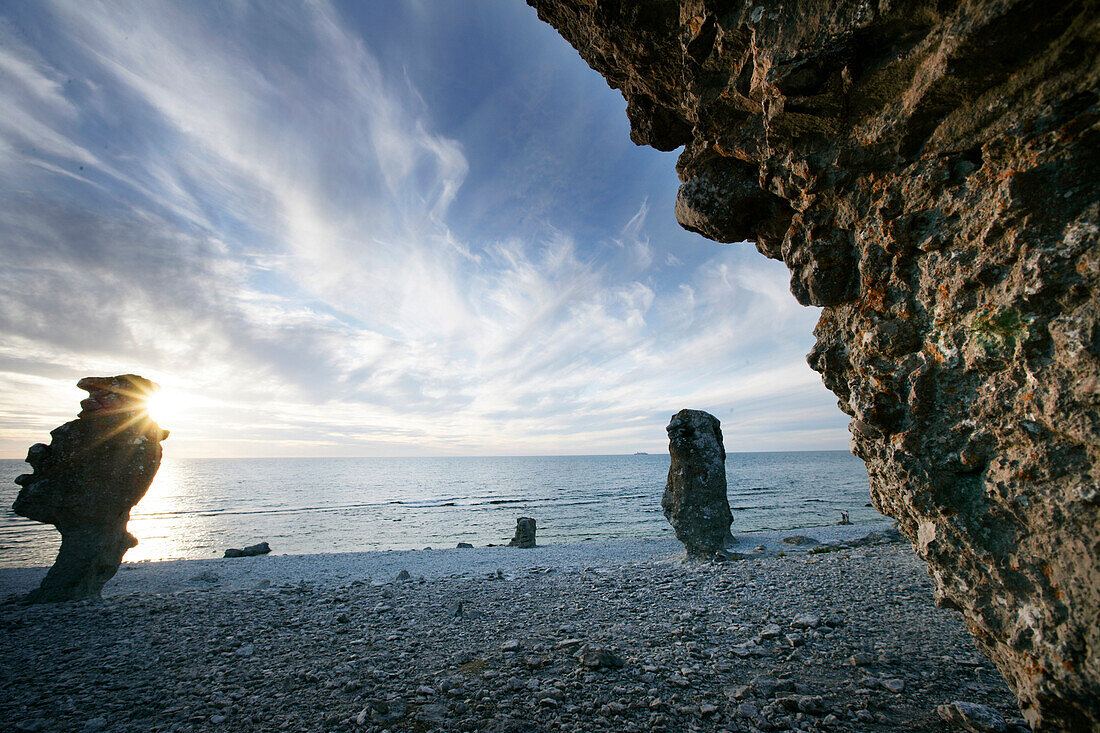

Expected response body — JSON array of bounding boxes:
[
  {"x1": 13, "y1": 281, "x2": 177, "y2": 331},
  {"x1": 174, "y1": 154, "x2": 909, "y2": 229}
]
[{"x1": 144, "y1": 387, "x2": 186, "y2": 427}]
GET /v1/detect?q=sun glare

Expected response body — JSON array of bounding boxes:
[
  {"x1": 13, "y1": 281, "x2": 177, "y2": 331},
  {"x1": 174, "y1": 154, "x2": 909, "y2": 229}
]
[{"x1": 144, "y1": 388, "x2": 186, "y2": 427}]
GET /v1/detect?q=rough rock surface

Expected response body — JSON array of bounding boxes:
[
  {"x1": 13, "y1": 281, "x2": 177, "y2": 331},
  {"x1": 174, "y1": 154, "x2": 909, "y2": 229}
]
[
  {"x1": 664, "y1": 409, "x2": 734, "y2": 557},
  {"x1": 224, "y1": 542, "x2": 272, "y2": 559},
  {"x1": 12, "y1": 374, "x2": 168, "y2": 603},
  {"x1": 526, "y1": 1, "x2": 1098, "y2": 728},
  {"x1": 937, "y1": 700, "x2": 1009, "y2": 733},
  {"x1": 509, "y1": 517, "x2": 537, "y2": 548}
]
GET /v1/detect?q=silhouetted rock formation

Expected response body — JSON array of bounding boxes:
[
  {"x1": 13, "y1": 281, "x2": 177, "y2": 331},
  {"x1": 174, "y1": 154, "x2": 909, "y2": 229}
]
[
  {"x1": 224, "y1": 541, "x2": 271, "y2": 558},
  {"x1": 527, "y1": 2, "x2": 1098, "y2": 728},
  {"x1": 663, "y1": 409, "x2": 734, "y2": 557},
  {"x1": 508, "y1": 517, "x2": 537, "y2": 548},
  {"x1": 13, "y1": 375, "x2": 168, "y2": 603}
]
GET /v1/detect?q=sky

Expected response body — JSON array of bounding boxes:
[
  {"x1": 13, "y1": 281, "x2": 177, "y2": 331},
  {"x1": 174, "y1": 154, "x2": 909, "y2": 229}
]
[{"x1": 0, "y1": 0, "x2": 850, "y2": 458}]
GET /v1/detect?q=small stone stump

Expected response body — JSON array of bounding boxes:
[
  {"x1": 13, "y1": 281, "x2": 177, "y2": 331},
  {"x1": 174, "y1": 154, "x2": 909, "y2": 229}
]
[
  {"x1": 508, "y1": 517, "x2": 536, "y2": 548},
  {"x1": 662, "y1": 409, "x2": 734, "y2": 558},
  {"x1": 12, "y1": 375, "x2": 169, "y2": 603}
]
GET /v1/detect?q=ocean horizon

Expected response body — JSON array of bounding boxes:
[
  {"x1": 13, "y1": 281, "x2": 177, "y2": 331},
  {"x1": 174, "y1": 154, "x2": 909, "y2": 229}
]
[{"x1": 0, "y1": 450, "x2": 879, "y2": 568}]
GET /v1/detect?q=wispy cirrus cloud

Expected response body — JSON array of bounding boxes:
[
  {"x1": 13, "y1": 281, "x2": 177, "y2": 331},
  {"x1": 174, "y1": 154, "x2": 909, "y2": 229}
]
[{"x1": 0, "y1": 0, "x2": 848, "y2": 458}]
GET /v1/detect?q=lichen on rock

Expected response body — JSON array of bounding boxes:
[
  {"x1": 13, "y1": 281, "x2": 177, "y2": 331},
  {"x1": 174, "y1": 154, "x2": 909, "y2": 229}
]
[
  {"x1": 13, "y1": 374, "x2": 169, "y2": 603},
  {"x1": 527, "y1": 1, "x2": 1099, "y2": 728}
]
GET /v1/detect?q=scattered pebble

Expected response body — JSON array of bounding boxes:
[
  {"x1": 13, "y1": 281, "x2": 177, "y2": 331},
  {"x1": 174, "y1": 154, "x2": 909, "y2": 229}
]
[{"x1": 0, "y1": 540, "x2": 1018, "y2": 732}]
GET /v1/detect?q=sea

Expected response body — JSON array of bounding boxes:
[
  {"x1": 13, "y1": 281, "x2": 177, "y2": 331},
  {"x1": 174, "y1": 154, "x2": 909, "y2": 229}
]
[{"x1": 0, "y1": 451, "x2": 880, "y2": 568}]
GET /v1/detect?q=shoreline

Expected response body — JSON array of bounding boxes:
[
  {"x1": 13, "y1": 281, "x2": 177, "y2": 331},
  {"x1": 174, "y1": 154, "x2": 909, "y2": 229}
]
[{"x1": 0, "y1": 521, "x2": 893, "y2": 600}]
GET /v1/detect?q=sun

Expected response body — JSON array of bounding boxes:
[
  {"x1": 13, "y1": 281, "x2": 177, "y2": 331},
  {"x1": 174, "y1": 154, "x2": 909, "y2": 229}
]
[{"x1": 144, "y1": 387, "x2": 187, "y2": 427}]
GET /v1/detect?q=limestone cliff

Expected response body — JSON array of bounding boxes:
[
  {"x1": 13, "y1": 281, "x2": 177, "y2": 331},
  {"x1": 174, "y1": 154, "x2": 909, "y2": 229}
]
[{"x1": 527, "y1": 1, "x2": 1099, "y2": 729}]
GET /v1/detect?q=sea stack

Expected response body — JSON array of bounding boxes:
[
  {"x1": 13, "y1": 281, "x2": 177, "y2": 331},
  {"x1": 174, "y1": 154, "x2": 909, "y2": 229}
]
[
  {"x1": 508, "y1": 517, "x2": 537, "y2": 548},
  {"x1": 527, "y1": 2, "x2": 1098, "y2": 726},
  {"x1": 12, "y1": 375, "x2": 169, "y2": 603},
  {"x1": 663, "y1": 409, "x2": 733, "y2": 558}
]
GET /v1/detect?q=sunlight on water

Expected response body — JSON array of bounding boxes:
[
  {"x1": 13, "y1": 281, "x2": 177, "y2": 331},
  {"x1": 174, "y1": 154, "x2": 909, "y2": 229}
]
[
  {"x1": 126, "y1": 458, "x2": 189, "y2": 562},
  {"x1": 0, "y1": 452, "x2": 878, "y2": 567}
]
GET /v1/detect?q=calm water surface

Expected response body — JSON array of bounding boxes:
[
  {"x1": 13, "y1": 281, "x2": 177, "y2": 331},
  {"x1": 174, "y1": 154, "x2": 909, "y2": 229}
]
[{"x1": 0, "y1": 452, "x2": 879, "y2": 567}]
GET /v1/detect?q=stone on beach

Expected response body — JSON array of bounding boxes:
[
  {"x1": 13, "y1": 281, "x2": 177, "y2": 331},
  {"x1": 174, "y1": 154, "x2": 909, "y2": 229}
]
[
  {"x1": 223, "y1": 541, "x2": 271, "y2": 558},
  {"x1": 508, "y1": 517, "x2": 536, "y2": 548},
  {"x1": 577, "y1": 645, "x2": 625, "y2": 670},
  {"x1": 936, "y1": 701, "x2": 1008, "y2": 732},
  {"x1": 11, "y1": 374, "x2": 168, "y2": 603},
  {"x1": 662, "y1": 409, "x2": 733, "y2": 557},
  {"x1": 782, "y1": 535, "x2": 820, "y2": 547}
]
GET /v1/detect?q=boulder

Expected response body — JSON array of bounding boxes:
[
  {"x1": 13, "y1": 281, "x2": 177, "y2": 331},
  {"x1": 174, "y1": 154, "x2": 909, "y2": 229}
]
[
  {"x1": 936, "y1": 701, "x2": 1008, "y2": 732},
  {"x1": 662, "y1": 409, "x2": 734, "y2": 557},
  {"x1": 223, "y1": 541, "x2": 271, "y2": 558},
  {"x1": 528, "y1": 2, "x2": 1099, "y2": 727},
  {"x1": 508, "y1": 517, "x2": 536, "y2": 548},
  {"x1": 577, "y1": 645, "x2": 625, "y2": 670},
  {"x1": 782, "y1": 535, "x2": 820, "y2": 547},
  {"x1": 12, "y1": 375, "x2": 169, "y2": 603}
]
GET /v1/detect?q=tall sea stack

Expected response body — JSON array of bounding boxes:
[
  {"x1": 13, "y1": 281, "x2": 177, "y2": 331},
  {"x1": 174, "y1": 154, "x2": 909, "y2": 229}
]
[
  {"x1": 13, "y1": 374, "x2": 169, "y2": 603},
  {"x1": 527, "y1": 1, "x2": 1099, "y2": 728},
  {"x1": 663, "y1": 409, "x2": 734, "y2": 558}
]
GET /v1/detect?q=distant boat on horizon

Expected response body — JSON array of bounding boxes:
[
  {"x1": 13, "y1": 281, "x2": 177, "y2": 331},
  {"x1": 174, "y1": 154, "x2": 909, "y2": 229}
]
[{"x1": 633, "y1": 451, "x2": 649, "y2": 456}]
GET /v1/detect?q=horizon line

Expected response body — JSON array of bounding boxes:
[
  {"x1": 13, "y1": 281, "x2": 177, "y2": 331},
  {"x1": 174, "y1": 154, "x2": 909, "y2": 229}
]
[{"x1": 1, "y1": 448, "x2": 856, "y2": 461}]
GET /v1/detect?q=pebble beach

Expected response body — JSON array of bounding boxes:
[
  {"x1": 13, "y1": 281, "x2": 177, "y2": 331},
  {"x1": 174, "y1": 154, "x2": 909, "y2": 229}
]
[{"x1": 1, "y1": 523, "x2": 1025, "y2": 732}]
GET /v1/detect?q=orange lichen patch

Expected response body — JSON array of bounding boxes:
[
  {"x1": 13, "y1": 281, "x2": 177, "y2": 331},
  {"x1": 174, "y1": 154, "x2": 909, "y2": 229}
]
[
  {"x1": 1054, "y1": 112, "x2": 1099, "y2": 142},
  {"x1": 685, "y1": 14, "x2": 704, "y2": 36},
  {"x1": 860, "y1": 282, "x2": 889, "y2": 313}
]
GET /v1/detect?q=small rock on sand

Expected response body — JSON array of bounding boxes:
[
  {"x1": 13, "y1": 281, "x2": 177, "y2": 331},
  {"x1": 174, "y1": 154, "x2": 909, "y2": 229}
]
[
  {"x1": 224, "y1": 541, "x2": 270, "y2": 558},
  {"x1": 782, "y1": 535, "x2": 820, "y2": 546}
]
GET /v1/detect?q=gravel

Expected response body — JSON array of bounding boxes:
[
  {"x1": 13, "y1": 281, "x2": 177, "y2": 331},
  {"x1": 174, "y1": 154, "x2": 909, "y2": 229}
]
[{"x1": 0, "y1": 523, "x2": 1027, "y2": 732}]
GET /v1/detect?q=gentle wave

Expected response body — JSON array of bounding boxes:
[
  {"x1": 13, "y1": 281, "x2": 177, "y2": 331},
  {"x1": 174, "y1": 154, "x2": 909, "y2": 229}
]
[{"x1": 0, "y1": 452, "x2": 877, "y2": 566}]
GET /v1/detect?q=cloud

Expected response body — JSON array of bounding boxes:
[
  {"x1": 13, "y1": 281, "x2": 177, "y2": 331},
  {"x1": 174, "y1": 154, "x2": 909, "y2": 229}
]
[{"x1": 0, "y1": 0, "x2": 848, "y2": 458}]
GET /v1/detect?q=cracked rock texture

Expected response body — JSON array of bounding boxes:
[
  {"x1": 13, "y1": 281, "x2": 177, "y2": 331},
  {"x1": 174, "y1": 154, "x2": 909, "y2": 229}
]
[
  {"x1": 527, "y1": 1, "x2": 1099, "y2": 729},
  {"x1": 13, "y1": 375, "x2": 169, "y2": 603},
  {"x1": 508, "y1": 517, "x2": 538, "y2": 548},
  {"x1": 663, "y1": 409, "x2": 734, "y2": 557}
]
